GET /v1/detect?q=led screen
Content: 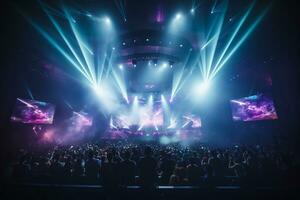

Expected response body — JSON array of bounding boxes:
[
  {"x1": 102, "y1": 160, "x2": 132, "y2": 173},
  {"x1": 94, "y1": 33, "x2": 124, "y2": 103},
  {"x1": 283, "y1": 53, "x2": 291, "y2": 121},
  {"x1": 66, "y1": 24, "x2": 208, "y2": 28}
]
[
  {"x1": 110, "y1": 105, "x2": 163, "y2": 129},
  {"x1": 230, "y1": 94, "x2": 278, "y2": 121},
  {"x1": 182, "y1": 114, "x2": 202, "y2": 128},
  {"x1": 11, "y1": 98, "x2": 55, "y2": 124}
]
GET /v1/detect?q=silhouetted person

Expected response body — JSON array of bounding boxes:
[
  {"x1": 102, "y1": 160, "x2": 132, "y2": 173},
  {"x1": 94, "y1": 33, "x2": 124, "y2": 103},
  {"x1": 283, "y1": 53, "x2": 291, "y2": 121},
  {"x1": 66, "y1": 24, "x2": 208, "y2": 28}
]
[
  {"x1": 186, "y1": 158, "x2": 202, "y2": 185},
  {"x1": 12, "y1": 155, "x2": 31, "y2": 182},
  {"x1": 85, "y1": 150, "x2": 101, "y2": 182},
  {"x1": 49, "y1": 153, "x2": 64, "y2": 182},
  {"x1": 169, "y1": 167, "x2": 187, "y2": 185},
  {"x1": 101, "y1": 152, "x2": 119, "y2": 188},
  {"x1": 120, "y1": 150, "x2": 136, "y2": 185},
  {"x1": 208, "y1": 151, "x2": 224, "y2": 184},
  {"x1": 138, "y1": 146, "x2": 157, "y2": 187},
  {"x1": 158, "y1": 153, "x2": 175, "y2": 184}
]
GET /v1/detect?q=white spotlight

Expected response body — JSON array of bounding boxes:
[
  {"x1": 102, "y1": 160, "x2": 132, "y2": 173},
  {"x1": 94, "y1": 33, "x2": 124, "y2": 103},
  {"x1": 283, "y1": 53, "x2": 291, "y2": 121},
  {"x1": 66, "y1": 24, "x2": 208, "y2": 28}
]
[
  {"x1": 195, "y1": 80, "x2": 210, "y2": 95},
  {"x1": 161, "y1": 94, "x2": 165, "y2": 102},
  {"x1": 119, "y1": 64, "x2": 123, "y2": 70},
  {"x1": 104, "y1": 16, "x2": 111, "y2": 24},
  {"x1": 175, "y1": 13, "x2": 182, "y2": 20},
  {"x1": 190, "y1": 8, "x2": 195, "y2": 14},
  {"x1": 149, "y1": 95, "x2": 153, "y2": 101}
]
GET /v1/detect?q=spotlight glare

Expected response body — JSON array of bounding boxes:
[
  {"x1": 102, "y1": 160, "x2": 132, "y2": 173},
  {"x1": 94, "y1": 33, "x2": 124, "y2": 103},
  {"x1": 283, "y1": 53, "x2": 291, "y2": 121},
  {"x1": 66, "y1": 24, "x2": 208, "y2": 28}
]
[
  {"x1": 195, "y1": 80, "x2": 210, "y2": 95},
  {"x1": 175, "y1": 13, "x2": 182, "y2": 20},
  {"x1": 119, "y1": 64, "x2": 123, "y2": 70},
  {"x1": 104, "y1": 16, "x2": 111, "y2": 24},
  {"x1": 161, "y1": 94, "x2": 164, "y2": 102},
  {"x1": 149, "y1": 95, "x2": 153, "y2": 102},
  {"x1": 190, "y1": 8, "x2": 195, "y2": 14}
]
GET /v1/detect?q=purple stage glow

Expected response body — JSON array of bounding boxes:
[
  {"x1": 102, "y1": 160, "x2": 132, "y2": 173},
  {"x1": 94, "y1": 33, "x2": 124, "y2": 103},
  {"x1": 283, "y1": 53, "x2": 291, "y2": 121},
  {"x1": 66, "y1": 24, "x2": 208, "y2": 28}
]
[
  {"x1": 230, "y1": 94, "x2": 278, "y2": 121},
  {"x1": 155, "y1": 7, "x2": 164, "y2": 23},
  {"x1": 72, "y1": 111, "x2": 93, "y2": 126},
  {"x1": 69, "y1": 111, "x2": 93, "y2": 133},
  {"x1": 11, "y1": 98, "x2": 55, "y2": 124}
]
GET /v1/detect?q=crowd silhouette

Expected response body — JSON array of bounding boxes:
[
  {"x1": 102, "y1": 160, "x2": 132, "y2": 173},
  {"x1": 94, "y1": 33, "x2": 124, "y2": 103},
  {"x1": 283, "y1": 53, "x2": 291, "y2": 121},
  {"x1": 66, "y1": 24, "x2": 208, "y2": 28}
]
[{"x1": 8, "y1": 140, "x2": 300, "y2": 188}]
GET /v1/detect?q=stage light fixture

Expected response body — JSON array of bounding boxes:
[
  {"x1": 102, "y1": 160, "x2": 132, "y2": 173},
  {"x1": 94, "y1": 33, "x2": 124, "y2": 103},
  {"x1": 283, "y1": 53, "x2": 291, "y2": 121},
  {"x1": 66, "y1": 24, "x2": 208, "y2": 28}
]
[{"x1": 119, "y1": 64, "x2": 123, "y2": 70}]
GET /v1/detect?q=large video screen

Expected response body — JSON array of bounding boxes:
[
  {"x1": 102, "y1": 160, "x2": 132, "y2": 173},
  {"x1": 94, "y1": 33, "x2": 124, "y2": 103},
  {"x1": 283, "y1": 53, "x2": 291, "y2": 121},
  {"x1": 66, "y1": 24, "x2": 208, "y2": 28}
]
[
  {"x1": 111, "y1": 105, "x2": 163, "y2": 129},
  {"x1": 11, "y1": 98, "x2": 55, "y2": 124},
  {"x1": 182, "y1": 114, "x2": 202, "y2": 128},
  {"x1": 167, "y1": 114, "x2": 201, "y2": 129},
  {"x1": 230, "y1": 94, "x2": 278, "y2": 121}
]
